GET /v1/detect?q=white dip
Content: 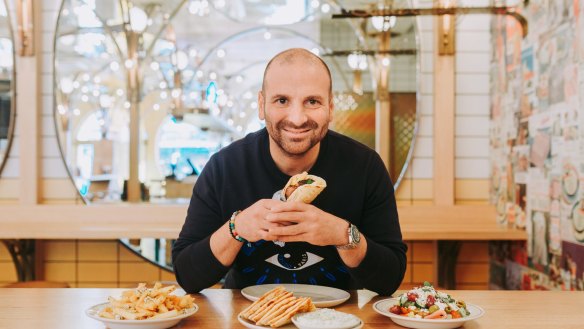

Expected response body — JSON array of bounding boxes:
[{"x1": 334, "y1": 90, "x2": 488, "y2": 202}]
[{"x1": 293, "y1": 308, "x2": 361, "y2": 329}]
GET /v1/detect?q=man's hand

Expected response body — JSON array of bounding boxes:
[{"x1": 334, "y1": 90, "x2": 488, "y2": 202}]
[
  {"x1": 264, "y1": 201, "x2": 349, "y2": 246},
  {"x1": 235, "y1": 199, "x2": 286, "y2": 242}
]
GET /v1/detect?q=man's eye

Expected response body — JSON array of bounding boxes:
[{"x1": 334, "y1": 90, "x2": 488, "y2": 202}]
[
  {"x1": 264, "y1": 251, "x2": 323, "y2": 270},
  {"x1": 277, "y1": 98, "x2": 287, "y2": 104},
  {"x1": 307, "y1": 99, "x2": 320, "y2": 106}
]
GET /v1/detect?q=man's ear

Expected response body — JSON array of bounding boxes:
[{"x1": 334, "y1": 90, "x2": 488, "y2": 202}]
[
  {"x1": 328, "y1": 97, "x2": 334, "y2": 122},
  {"x1": 258, "y1": 91, "x2": 265, "y2": 120}
]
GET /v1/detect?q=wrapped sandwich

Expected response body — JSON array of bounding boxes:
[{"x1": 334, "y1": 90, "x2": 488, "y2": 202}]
[{"x1": 283, "y1": 172, "x2": 326, "y2": 203}]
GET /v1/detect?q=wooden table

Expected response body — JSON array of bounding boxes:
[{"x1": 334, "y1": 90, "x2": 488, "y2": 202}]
[{"x1": 0, "y1": 288, "x2": 581, "y2": 328}]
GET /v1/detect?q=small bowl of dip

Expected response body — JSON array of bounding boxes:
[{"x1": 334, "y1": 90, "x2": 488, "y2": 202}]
[{"x1": 292, "y1": 308, "x2": 362, "y2": 329}]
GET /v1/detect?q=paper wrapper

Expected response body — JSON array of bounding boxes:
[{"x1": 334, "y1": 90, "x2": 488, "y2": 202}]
[{"x1": 283, "y1": 172, "x2": 326, "y2": 204}]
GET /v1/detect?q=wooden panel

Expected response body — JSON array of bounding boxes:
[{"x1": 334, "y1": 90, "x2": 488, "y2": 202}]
[
  {"x1": 119, "y1": 263, "x2": 160, "y2": 282},
  {"x1": 455, "y1": 282, "x2": 489, "y2": 290},
  {"x1": 398, "y1": 205, "x2": 526, "y2": 240},
  {"x1": 455, "y1": 263, "x2": 489, "y2": 283},
  {"x1": 456, "y1": 200, "x2": 489, "y2": 205},
  {"x1": 455, "y1": 179, "x2": 490, "y2": 200},
  {"x1": 119, "y1": 244, "x2": 143, "y2": 261},
  {"x1": 402, "y1": 263, "x2": 412, "y2": 284},
  {"x1": 43, "y1": 241, "x2": 76, "y2": 261},
  {"x1": 458, "y1": 242, "x2": 490, "y2": 262},
  {"x1": 78, "y1": 263, "x2": 118, "y2": 282},
  {"x1": 160, "y1": 269, "x2": 177, "y2": 282},
  {"x1": 433, "y1": 17, "x2": 455, "y2": 205},
  {"x1": 405, "y1": 241, "x2": 412, "y2": 260},
  {"x1": 395, "y1": 179, "x2": 433, "y2": 200},
  {"x1": 41, "y1": 199, "x2": 79, "y2": 205},
  {"x1": 0, "y1": 262, "x2": 17, "y2": 282},
  {"x1": 16, "y1": 54, "x2": 39, "y2": 204},
  {"x1": 0, "y1": 204, "x2": 526, "y2": 240},
  {"x1": 77, "y1": 283, "x2": 118, "y2": 288},
  {"x1": 44, "y1": 262, "x2": 76, "y2": 282},
  {"x1": 412, "y1": 242, "x2": 435, "y2": 262},
  {"x1": 412, "y1": 263, "x2": 435, "y2": 283},
  {"x1": 0, "y1": 244, "x2": 11, "y2": 260},
  {"x1": 78, "y1": 241, "x2": 118, "y2": 261}
]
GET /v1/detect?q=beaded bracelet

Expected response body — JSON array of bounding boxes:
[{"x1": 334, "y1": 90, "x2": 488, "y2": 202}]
[{"x1": 228, "y1": 210, "x2": 251, "y2": 247}]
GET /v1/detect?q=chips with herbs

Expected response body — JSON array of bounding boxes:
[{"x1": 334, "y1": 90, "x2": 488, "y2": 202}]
[{"x1": 98, "y1": 282, "x2": 195, "y2": 320}]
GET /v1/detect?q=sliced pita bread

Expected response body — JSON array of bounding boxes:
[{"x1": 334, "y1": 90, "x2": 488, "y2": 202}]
[
  {"x1": 240, "y1": 286, "x2": 286, "y2": 319},
  {"x1": 240, "y1": 286, "x2": 316, "y2": 328},
  {"x1": 249, "y1": 292, "x2": 293, "y2": 322},
  {"x1": 269, "y1": 297, "x2": 310, "y2": 327}
]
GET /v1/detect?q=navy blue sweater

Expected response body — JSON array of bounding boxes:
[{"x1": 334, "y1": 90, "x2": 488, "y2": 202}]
[{"x1": 172, "y1": 128, "x2": 406, "y2": 295}]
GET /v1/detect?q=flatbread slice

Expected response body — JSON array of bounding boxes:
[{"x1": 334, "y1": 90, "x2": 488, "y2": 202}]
[{"x1": 240, "y1": 286, "x2": 286, "y2": 319}]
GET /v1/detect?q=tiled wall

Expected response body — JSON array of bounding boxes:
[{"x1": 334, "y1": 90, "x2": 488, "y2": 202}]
[{"x1": 39, "y1": 240, "x2": 176, "y2": 288}]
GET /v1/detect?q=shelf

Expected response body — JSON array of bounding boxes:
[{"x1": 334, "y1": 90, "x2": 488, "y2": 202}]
[{"x1": 0, "y1": 204, "x2": 526, "y2": 240}]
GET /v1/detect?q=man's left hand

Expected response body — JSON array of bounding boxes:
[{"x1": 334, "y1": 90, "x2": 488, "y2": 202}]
[{"x1": 264, "y1": 202, "x2": 349, "y2": 246}]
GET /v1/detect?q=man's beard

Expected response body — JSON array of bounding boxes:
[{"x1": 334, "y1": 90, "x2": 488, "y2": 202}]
[{"x1": 266, "y1": 118, "x2": 328, "y2": 157}]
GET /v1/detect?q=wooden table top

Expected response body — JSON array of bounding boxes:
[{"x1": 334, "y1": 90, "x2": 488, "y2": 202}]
[
  {"x1": 0, "y1": 288, "x2": 580, "y2": 328},
  {"x1": 0, "y1": 204, "x2": 526, "y2": 240}
]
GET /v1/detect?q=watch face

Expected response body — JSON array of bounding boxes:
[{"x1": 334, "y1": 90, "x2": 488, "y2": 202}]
[{"x1": 350, "y1": 225, "x2": 360, "y2": 244}]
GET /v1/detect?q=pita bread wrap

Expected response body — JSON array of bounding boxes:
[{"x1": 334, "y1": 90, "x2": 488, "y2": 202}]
[{"x1": 283, "y1": 172, "x2": 326, "y2": 203}]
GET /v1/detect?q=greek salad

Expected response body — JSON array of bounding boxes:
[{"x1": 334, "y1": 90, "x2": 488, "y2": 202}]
[{"x1": 389, "y1": 282, "x2": 471, "y2": 320}]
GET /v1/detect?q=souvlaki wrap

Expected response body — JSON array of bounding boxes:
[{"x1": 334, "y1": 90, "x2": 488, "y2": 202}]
[{"x1": 282, "y1": 171, "x2": 326, "y2": 203}]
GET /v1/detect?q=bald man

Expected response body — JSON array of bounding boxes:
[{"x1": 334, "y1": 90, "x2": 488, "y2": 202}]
[{"x1": 173, "y1": 48, "x2": 406, "y2": 295}]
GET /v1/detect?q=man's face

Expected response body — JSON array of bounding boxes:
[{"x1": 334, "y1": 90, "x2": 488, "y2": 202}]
[{"x1": 258, "y1": 59, "x2": 333, "y2": 157}]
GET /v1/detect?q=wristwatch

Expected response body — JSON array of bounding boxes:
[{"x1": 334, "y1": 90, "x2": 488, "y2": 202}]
[{"x1": 336, "y1": 222, "x2": 361, "y2": 250}]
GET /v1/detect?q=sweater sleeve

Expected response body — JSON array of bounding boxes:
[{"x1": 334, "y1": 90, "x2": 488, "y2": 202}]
[
  {"x1": 345, "y1": 152, "x2": 407, "y2": 296},
  {"x1": 171, "y1": 156, "x2": 231, "y2": 293}
]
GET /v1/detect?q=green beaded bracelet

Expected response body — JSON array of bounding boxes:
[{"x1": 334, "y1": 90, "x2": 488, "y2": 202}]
[{"x1": 228, "y1": 210, "x2": 251, "y2": 247}]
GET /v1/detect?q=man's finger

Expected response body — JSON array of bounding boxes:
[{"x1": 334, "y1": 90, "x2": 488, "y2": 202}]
[
  {"x1": 265, "y1": 211, "x2": 305, "y2": 223},
  {"x1": 259, "y1": 198, "x2": 284, "y2": 209},
  {"x1": 269, "y1": 201, "x2": 309, "y2": 212},
  {"x1": 269, "y1": 223, "x2": 306, "y2": 236}
]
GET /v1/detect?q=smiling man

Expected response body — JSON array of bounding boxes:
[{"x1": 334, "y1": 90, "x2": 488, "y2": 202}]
[{"x1": 172, "y1": 48, "x2": 406, "y2": 295}]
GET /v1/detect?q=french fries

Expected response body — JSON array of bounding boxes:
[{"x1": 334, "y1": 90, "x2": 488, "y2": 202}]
[
  {"x1": 98, "y1": 282, "x2": 195, "y2": 320},
  {"x1": 240, "y1": 286, "x2": 316, "y2": 328}
]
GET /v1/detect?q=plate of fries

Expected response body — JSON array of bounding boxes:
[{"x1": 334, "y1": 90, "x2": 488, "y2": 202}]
[
  {"x1": 238, "y1": 286, "x2": 317, "y2": 328},
  {"x1": 85, "y1": 282, "x2": 198, "y2": 329}
]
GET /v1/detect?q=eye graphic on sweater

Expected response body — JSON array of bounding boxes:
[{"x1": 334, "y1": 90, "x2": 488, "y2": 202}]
[{"x1": 264, "y1": 251, "x2": 323, "y2": 271}]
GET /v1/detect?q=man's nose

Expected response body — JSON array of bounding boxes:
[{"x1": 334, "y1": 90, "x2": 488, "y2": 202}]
[{"x1": 287, "y1": 101, "x2": 308, "y2": 126}]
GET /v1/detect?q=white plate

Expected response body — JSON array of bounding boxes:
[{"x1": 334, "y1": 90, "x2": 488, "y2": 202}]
[
  {"x1": 372, "y1": 298, "x2": 485, "y2": 329},
  {"x1": 238, "y1": 314, "x2": 363, "y2": 329},
  {"x1": 85, "y1": 302, "x2": 198, "y2": 329},
  {"x1": 241, "y1": 284, "x2": 350, "y2": 308}
]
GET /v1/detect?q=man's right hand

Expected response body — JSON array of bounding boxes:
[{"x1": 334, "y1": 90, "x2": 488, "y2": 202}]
[{"x1": 234, "y1": 199, "x2": 285, "y2": 242}]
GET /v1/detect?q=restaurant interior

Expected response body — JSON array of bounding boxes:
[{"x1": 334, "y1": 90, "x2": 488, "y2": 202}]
[{"x1": 0, "y1": 0, "x2": 583, "y2": 328}]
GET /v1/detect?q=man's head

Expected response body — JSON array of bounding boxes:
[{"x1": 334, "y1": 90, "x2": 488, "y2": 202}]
[{"x1": 258, "y1": 48, "x2": 334, "y2": 158}]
